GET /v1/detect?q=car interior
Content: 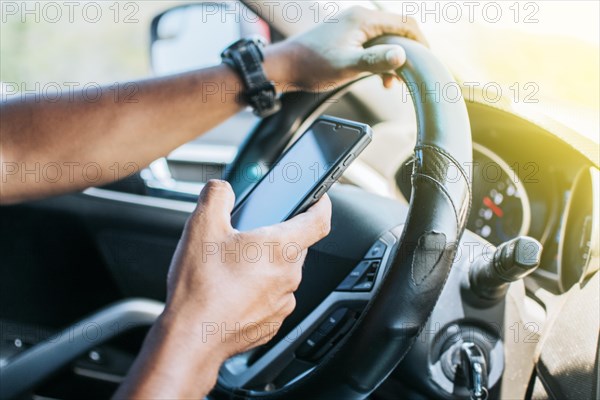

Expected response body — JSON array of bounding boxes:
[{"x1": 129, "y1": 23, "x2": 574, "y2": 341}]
[{"x1": 1, "y1": 1, "x2": 598, "y2": 399}]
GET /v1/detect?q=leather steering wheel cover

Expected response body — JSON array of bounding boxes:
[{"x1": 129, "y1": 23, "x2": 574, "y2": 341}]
[{"x1": 219, "y1": 37, "x2": 472, "y2": 399}]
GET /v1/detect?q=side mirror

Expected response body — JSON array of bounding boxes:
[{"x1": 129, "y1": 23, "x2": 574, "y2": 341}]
[{"x1": 150, "y1": 2, "x2": 271, "y2": 75}]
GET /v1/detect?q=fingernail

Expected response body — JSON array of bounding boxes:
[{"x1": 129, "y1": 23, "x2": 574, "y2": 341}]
[{"x1": 385, "y1": 48, "x2": 405, "y2": 66}]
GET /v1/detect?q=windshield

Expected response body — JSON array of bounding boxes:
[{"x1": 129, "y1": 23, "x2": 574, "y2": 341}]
[{"x1": 379, "y1": 0, "x2": 599, "y2": 142}]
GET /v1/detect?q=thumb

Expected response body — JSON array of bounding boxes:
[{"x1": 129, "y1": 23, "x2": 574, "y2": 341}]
[
  {"x1": 355, "y1": 44, "x2": 406, "y2": 74},
  {"x1": 192, "y1": 179, "x2": 236, "y2": 229},
  {"x1": 265, "y1": 194, "x2": 332, "y2": 250}
]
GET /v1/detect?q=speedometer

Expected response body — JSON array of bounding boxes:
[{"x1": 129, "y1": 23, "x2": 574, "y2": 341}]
[{"x1": 467, "y1": 144, "x2": 531, "y2": 246}]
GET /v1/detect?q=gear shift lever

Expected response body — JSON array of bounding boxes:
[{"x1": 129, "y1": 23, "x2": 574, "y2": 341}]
[{"x1": 460, "y1": 342, "x2": 489, "y2": 400}]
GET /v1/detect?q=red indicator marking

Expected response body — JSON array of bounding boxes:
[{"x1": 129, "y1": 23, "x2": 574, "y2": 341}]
[{"x1": 483, "y1": 196, "x2": 504, "y2": 218}]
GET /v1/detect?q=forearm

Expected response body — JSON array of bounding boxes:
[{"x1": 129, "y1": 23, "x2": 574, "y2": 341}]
[
  {"x1": 0, "y1": 43, "x2": 294, "y2": 204},
  {"x1": 113, "y1": 311, "x2": 226, "y2": 399}
]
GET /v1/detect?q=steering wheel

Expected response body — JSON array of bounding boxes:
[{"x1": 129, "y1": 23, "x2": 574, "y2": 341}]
[{"x1": 218, "y1": 36, "x2": 472, "y2": 399}]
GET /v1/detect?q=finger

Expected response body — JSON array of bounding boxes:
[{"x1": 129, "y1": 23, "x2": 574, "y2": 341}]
[
  {"x1": 280, "y1": 294, "x2": 297, "y2": 318},
  {"x1": 382, "y1": 76, "x2": 392, "y2": 89},
  {"x1": 263, "y1": 194, "x2": 332, "y2": 249},
  {"x1": 363, "y1": 11, "x2": 429, "y2": 48},
  {"x1": 355, "y1": 44, "x2": 406, "y2": 74},
  {"x1": 381, "y1": 73, "x2": 397, "y2": 89},
  {"x1": 191, "y1": 180, "x2": 235, "y2": 228}
]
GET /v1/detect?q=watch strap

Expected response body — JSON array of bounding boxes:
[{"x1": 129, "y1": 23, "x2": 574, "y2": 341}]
[{"x1": 221, "y1": 38, "x2": 281, "y2": 118}]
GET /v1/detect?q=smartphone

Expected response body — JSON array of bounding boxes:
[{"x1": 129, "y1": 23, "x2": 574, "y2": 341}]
[{"x1": 231, "y1": 116, "x2": 373, "y2": 231}]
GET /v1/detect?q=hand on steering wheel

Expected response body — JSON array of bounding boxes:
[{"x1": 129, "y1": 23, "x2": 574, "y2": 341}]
[{"x1": 264, "y1": 6, "x2": 428, "y2": 92}]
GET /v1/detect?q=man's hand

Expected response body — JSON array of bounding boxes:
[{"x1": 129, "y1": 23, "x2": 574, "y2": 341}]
[
  {"x1": 265, "y1": 6, "x2": 427, "y2": 91},
  {"x1": 165, "y1": 179, "x2": 332, "y2": 357},
  {"x1": 115, "y1": 180, "x2": 332, "y2": 399}
]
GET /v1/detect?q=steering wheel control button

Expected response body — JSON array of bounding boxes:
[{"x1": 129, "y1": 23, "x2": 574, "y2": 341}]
[
  {"x1": 352, "y1": 261, "x2": 380, "y2": 291},
  {"x1": 365, "y1": 239, "x2": 387, "y2": 259},
  {"x1": 296, "y1": 332, "x2": 324, "y2": 359},
  {"x1": 337, "y1": 259, "x2": 382, "y2": 292},
  {"x1": 336, "y1": 261, "x2": 371, "y2": 290},
  {"x1": 316, "y1": 308, "x2": 347, "y2": 337},
  {"x1": 352, "y1": 281, "x2": 374, "y2": 291},
  {"x1": 296, "y1": 308, "x2": 356, "y2": 362},
  {"x1": 88, "y1": 350, "x2": 102, "y2": 363},
  {"x1": 336, "y1": 234, "x2": 392, "y2": 292}
]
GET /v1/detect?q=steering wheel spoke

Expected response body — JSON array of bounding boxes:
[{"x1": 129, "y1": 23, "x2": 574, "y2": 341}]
[{"x1": 218, "y1": 228, "x2": 401, "y2": 391}]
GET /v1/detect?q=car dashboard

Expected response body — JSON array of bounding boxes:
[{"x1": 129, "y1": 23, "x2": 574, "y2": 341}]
[
  {"x1": 462, "y1": 100, "x2": 599, "y2": 296},
  {"x1": 325, "y1": 80, "x2": 599, "y2": 297}
]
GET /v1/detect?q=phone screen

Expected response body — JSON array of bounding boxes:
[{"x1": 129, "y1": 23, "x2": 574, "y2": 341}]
[{"x1": 231, "y1": 120, "x2": 364, "y2": 231}]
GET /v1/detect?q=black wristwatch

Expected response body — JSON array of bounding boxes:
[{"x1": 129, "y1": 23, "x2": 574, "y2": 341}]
[{"x1": 221, "y1": 37, "x2": 281, "y2": 118}]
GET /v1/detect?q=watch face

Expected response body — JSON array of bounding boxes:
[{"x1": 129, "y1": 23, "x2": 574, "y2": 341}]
[
  {"x1": 229, "y1": 37, "x2": 266, "y2": 50},
  {"x1": 250, "y1": 36, "x2": 267, "y2": 48},
  {"x1": 222, "y1": 37, "x2": 266, "y2": 59}
]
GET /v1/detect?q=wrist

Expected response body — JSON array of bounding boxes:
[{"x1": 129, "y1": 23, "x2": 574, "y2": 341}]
[
  {"x1": 117, "y1": 309, "x2": 228, "y2": 399},
  {"x1": 263, "y1": 42, "x2": 300, "y2": 94},
  {"x1": 157, "y1": 307, "x2": 229, "y2": 365}
]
